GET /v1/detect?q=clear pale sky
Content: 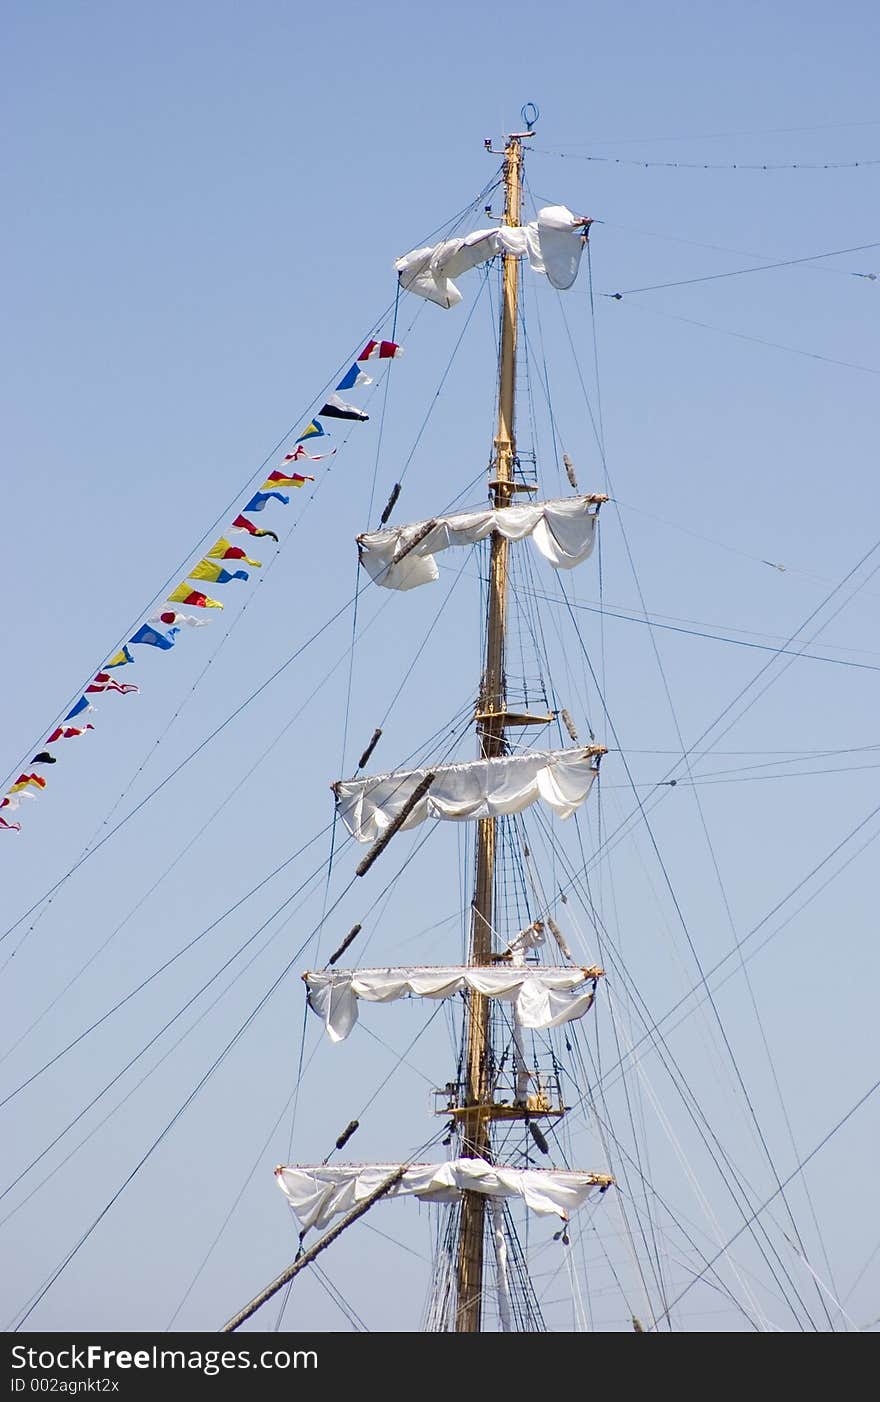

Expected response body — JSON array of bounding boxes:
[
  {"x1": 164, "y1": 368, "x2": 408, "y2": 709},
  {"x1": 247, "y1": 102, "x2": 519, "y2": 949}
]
[{"x1": 1, "y1": 1, "x2": 879, "y2": 1333}]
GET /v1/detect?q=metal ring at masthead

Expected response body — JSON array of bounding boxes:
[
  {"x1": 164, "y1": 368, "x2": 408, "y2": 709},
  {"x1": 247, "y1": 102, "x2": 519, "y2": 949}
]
[{"x1": 521, "y1": 102, "x2": 540, "y2": 130}]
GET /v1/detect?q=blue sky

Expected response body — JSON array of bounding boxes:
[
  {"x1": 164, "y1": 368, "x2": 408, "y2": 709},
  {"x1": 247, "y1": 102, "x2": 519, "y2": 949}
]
[{"x1": 1, "y1": 1, "x2": 879, "y2": 1332}]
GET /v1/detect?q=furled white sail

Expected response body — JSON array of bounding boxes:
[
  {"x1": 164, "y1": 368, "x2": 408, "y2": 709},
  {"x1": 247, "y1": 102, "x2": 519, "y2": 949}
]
[
  {"x1": 333, "y1": 747, "x2": 601, "y2": 844},
  {"x1": 394, "y1": 206, "x2": 589, "y2": 308},
  {"x1": 394, "y1": 227, "x2": 523, "y2": 309},
  {"x1": 523, "y1": 204, "x2": 589, "y2": 289},
  {"x1": 358, "y1": 495, "x2": 599, "y2": 591},
  {"x1": 490, "y1": 1200, "x2": 514, "y2": 1333},
  {"x1": 303, "y1": 965, "x2": 599, "y2": 1042},
  {"x1": 275, "y1": 1160, "x2": 612, "y2": 1232}
]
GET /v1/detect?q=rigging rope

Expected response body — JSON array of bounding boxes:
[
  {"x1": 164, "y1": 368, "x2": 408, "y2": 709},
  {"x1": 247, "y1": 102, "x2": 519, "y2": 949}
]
[
  {"x1": 648, "y1": 1072, "x2": 880, "y2": 1329},
  {"x1": 532, "y1": 146, "x2": 880, "y2": 171},
  {"x1": 605, "y1": 240, "x2": 880, "y2": 296},
  {"x1": 5, "y1": 805, "x2": 454, "y2": 1326},
  {"x1": 569, "y1": 250, "x2": 838, "y2": 1318},
  {"x1": 613, "y1": 298, "x2": 880, "y2": 377}
]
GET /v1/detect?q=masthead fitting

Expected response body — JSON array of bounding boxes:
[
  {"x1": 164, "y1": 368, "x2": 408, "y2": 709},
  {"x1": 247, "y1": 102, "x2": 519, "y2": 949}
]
[{"x1": 521, "y1": 102, "x2": 540, "y2": 130}]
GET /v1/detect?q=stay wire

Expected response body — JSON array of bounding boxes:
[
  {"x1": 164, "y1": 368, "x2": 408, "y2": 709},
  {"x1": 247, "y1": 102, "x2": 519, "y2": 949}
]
[
  {"x1": 0, "y1": 841, "x2": 346, "y2": 1206},
  {"x1": 525, "y1": 801, "x2": 674, "y2": 1326},
  {"x1": 1, "y1": 692, "x2": 475, "y2": 1155},
  {"x1": 310, "y1": 1264, "x2": 369, "y2": 1333},
  {"x1": 0, "y1": 815, "x2": 341, "y2": 1114},
  {"x1": 540, "y1": 120, "x2": 880, "y2": 145},
  {"x1": 564, "y1": 969, "x2": 787, "y2": 1330},
  {"x1": 546, "y1": 811, "x2": 846, "y2": 1329},
  {"x1": 0, "y1": 581, "x2": 372, "y2": 950},
  {"x1": 584, "y1": 248, "x2": 835, "y2": 1319},
  {"x1": 0, "y1": 309, "x2": 402, "y2": 798},
  {"x1": 0, "y1": 905, "x2": 315, "y2": 1242},
  {"x1": 533, "y1": 147, "x2": 880, "y2": 172},
  {"x1": 365, "y1": 284, "x2": 401, "y2": 529},
  {"x1": 600, "y1": 217, "x2": 868, "y2": 280},
  {"x1": 166, "y1": 1070, "x2": 307, "y2": 1329},
  {"x1": 538, "y1": 813, "x2": 817, "y2": 1327},
  {"x1": 0, "y1": 571, "x2": 403, "y2": 1053},
  {"x1": 275, "y1": 1121, "x2": 450, "y2": 1333},
  {"x1": 0, "y1": 173, "x2": 504, "y2": 795},
  {"x1": 396, "y1": 271, "x2": 491, "y2": 489},
  {"x1": 524, "y1": 587, "x2": 880, "y2": 675},
  {"x1": 8, "y1": 892, "x2": 350, "y2": 1331},
  {"x1": 557, "y1": 579, "x2": 827, "y2": 1327},
  {"x1": 648, "y1": 1073, "x2": 880, "y2": 1330},
  {"x1": 557, "y1": 1031, "x2": 761, "y2": 1329},
  {"x1": 563, "y1": 236, "x2": 733, "y2": 1311},
  {"x1": 496, "y1": 514, "x2": 668, "y2": 1313},
  {"x1": 1, "y1": 496, "x2": 331, "y2": 971},
  {"x1": 604, "y1": 239, "x2": 880, "y2": 297},
  {"x1": 597, "y1": 791, "x2": 880, "y2": 1101},
  {"x1": 283, "y1": 273, "x2": 482, "y2": 1159},
  {"x1": 8, "y1": 802, "x2": 454, "y2": 1328},
  {"x1": 585, "y1": 240, "x2": 607, "y2": 468},
  {"x1": 615, "y1": 298, "x2": 880, "y2": 378}
]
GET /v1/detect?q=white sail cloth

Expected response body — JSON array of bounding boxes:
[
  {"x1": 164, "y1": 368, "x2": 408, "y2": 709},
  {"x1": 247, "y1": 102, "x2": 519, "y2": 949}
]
[
  {"x1": 395, "y1": 206, "x2": 588, "y2": 308},
  {"x1": 490, "y1": 1200, "x2": 513, "y2": 1333},
  {"x1": 304, "y1": 966, "x2": 597, "y2": 1042},
  {"x1": 358, "y1": 496, "x2": 598, "y2": 591},
  {"x1": 333, "y1": 747, "x2": 600, "y2": 844},
  {"x1": 275, "y1": 1159, "x2": 610, "y2": 1232}
]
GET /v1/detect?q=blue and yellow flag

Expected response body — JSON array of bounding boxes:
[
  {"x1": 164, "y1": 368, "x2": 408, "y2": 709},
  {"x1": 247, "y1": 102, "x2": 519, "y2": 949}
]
[
  {"x1": 105, "y1": 645, "x2": 135, "y2": 669},
  {"x1": 189, "y1": 559, "x2": 249, "y2": 585},
  {"x1": 296, "y1": 420, "x2": 326, "y2": 443}
]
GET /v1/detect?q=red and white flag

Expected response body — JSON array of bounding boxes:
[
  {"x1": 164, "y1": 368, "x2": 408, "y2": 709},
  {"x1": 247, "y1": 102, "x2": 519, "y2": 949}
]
[
  {"x1": 358, "y1": 340, "x2": 402, "y2": 362},
  {"x1": 46, "y1": 724, "x2": 94, "y2": 744},
  {"x1": 282, "y1": 445, "x2": 336, "y2": 464},
  {"x1": 149, "y1": 610, "x2": 208, "y2": 629},
  {"x1": 87, "y1": 672, "x2": 139, "y2": 696}
]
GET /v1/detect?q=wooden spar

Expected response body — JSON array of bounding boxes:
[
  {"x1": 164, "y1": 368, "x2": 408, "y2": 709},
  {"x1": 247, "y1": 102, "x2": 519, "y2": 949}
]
[
  {"x1": 355, "y1": 772, "x2": 435, "y2": 877},
  {"x1": 327, "y1": 924, "x2": 362, "y2": 966},
  {"x1": 357, "y1": 727, "x2": 382, "y2": 771},
  {"x1": 333, "y1": 1119, "x2": 359, "y2": 1151},
  {"x1": 455, "y1": 130, "x2": 526, "y2": 1334},
  {"x1": 546, "y1": 916, "x2": 573, "y2": 962},
  {"x1": 220, "y1": 1165, "x2": 406, "y2": 1333},
  {"x1": 379, "y1": 481, "x2": 401, "y2": 525},
  {"x1": 560, "y1": 708, "x2": 579, "y2": 743}
]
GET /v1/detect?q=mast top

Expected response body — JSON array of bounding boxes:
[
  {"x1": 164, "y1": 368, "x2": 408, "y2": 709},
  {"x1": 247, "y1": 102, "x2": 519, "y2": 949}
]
[
  {"x1": 485, "y1": 102, "x2": 540, "y2": 151},
  {"x1": 484, "y1": 133, "x2": 535, "y2": 155}
]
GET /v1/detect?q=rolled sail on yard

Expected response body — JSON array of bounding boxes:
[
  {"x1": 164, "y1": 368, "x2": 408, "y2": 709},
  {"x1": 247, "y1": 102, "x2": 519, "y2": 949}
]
[
  {"x1": 358, "y1": 495, "x2": 599, "y2": 591},
  {"x1": 275, "y1": 1160, "x2": 613, "y2": 1232},
  {"x1": 333, "y1": 747, "x2": 602, "y2": 844},
  {"x1": 394, "y1": 205, "x2": 590, "y2": 308},
  {"x1": 303, "y1": 965, "x2": 601, "y2": 1041}
]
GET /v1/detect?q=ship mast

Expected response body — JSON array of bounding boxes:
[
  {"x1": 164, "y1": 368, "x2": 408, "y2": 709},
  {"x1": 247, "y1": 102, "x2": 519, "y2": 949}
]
[
  {"x1": 455, "y1": 128, "x2": 529, "y2": 1332},
  {"x1": 272, "y1": 140, "x2": 611, "y2": 1332}
]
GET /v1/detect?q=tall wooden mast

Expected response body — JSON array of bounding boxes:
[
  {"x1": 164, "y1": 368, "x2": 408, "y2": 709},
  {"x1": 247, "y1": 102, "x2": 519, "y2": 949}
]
[{"x1": 455, "y1": 129, "x2": 527, "y2": 1333}]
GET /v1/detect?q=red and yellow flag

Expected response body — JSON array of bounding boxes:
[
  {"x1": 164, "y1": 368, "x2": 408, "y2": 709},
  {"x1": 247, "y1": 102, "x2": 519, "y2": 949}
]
[
  {"x1": 8, "y1": 773, "x2": 47, "y2": 795},
  {"x1": 261, "y1": 470, "x2": 313, "y2": 490},
  {"x1": 207, "y1": 537, "x2": 261, "y2": 568},
  {"x1": 167, "y1": 584, "x2": 224, "y2": 609}
]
